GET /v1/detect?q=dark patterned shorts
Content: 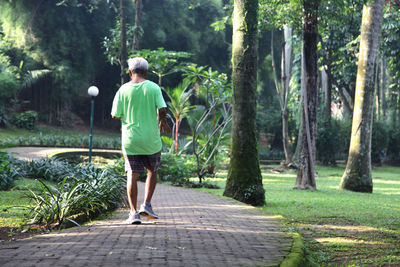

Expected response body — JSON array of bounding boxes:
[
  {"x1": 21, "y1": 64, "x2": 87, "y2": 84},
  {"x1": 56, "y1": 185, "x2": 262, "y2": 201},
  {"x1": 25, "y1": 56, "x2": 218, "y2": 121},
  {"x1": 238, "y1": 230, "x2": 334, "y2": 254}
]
[{"x1": 125, "y1": 152, "x2": 162, "y2": 173}]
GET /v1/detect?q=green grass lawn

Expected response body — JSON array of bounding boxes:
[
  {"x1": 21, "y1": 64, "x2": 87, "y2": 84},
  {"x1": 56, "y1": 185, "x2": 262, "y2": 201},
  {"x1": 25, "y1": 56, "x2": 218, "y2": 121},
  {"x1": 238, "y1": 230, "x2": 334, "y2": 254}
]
[
  {"x1": 0, "y1": 178, "x2": 54, "y2": 227},
  {"x1": 197, "y1": 164, "x2": 400, "y2": 266}
]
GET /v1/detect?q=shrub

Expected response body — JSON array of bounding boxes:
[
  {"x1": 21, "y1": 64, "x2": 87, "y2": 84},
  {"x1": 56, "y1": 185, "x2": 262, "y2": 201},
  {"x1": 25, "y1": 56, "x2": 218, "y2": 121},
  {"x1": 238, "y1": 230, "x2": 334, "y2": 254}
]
[
  {"x1": 107, "y1": 153, "x2": 195, "y2": 186},
  {"x1": 317, "y1": 118, "x2": 351, "y2": 165},
  {"x1": 158, "y1": 153, "x2": 195, "y2": 185},
  {"x1": 11, "y1": 110, "x2": 38, "y2": 130},
  {"x1": 387, "y1": 126, "x2": 400, "y2": 163},
  {"x1": 0, "y1": 152, "x2": 21, "y2": 190},
  {"x1": 371, "y1": 120, "x2": 390, "y2": 164},
  {"x1": 20, "y1": 158, "x2": 74, "y2": 183},
  {"x1": 0, "y1": 106, "x2": 8, "y2": 127},
  {"x1": 259, "y1": 149, "x2": 285, "y2": 160}
]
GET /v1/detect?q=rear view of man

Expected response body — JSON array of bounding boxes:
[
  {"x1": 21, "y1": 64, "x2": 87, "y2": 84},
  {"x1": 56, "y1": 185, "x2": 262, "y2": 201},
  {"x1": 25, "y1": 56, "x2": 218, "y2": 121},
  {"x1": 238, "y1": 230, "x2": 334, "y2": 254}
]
[{"x1": 111, "y1": 57, "x2": 171, "y2": 224}]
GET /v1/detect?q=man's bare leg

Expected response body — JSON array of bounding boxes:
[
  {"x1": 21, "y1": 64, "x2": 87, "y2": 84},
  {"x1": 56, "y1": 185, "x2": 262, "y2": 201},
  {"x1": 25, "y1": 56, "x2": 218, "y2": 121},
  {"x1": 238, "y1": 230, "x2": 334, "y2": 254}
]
[
  {"x1": 127, "y1": 171, "x2": 139, "y2": 212},
  {"x1": 139, "y1": 169, "x2": 159, "y2": 219},
  {"x1": 144, "y1": 169, "x2": 157, "y2": 203}
]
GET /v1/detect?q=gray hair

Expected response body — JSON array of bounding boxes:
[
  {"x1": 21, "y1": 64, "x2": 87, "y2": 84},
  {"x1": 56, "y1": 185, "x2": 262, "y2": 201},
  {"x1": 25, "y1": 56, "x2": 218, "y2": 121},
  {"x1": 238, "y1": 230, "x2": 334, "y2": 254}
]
[{"x1": 127, "y1": 57, "x2": 148, "y2": 73}]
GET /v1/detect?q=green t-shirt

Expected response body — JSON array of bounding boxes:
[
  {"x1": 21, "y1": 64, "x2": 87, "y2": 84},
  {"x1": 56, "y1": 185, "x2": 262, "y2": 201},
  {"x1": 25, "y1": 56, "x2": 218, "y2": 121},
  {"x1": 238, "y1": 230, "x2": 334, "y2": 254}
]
[{"x1": 111, "y1": 80, "x2": 167, "y2": 155}]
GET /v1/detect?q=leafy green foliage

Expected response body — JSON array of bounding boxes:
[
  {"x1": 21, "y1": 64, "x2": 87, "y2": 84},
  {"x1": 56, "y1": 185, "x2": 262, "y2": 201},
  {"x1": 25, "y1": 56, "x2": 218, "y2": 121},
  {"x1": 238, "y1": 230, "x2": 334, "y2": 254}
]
[
  {"x1": 165, "y1": 79, "x2": 196, "y2": 151},
  {"x1": 0, "y1": 1, "x2": 115, "y2": 124},
  {"x1": 0, "y1": 152, "x2": 21, "y2": 191},
  {"x1": 139, "y1": 0, "x2": 229, "y2": 72},
  {"x1": 259, "y1": 0, "x2": 302, "y2": 30},
  {"x1": 131, "y1": 48, "x2": 191, "y2": 86},
  {"x1": 158, "y1": 153, "x2": 195, "y2": 186},
  {"x1": 182, "y1": 65, "x2": 232, "y2": 182},
  {"x1": 27, "y1": 166, "x2": 125, "y2": 228},
  {"x1": 382, "y1": 7, "x2": 400, "y2": 119},
  {"x1": 103, "y1": 18, "x2": 136, "y2": 66},
  {"x1": 387, "y1": 126, "x2": 400, "y2": 163},
  {"x1": 10, "y1": 110, "x2": 38, "y2": 130},
  {"x1": 0, "y1": 134, "x2": 121, "y2": 150},
  {"x1": 20, "y1": 158, "x2": 74, "y2": 183},
  {"x1": 371, "y1": 120, "x2": 390, "y2": 164},
  {"x1": 317, "y1": 118, "x2": 351, "y2": 165},
  {"x1": 0, "y1": 105, "x2": 8, "y2": 127},
  {"x1": 107, "y1": 153, "x2": 195, "y2": 186}
]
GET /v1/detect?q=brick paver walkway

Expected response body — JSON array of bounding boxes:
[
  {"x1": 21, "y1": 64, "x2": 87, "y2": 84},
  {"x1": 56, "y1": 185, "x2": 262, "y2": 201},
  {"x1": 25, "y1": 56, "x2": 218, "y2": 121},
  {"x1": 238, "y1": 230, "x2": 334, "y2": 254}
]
[{"x1": 0, "y1": 182, "x2": 292, "y2": 266}]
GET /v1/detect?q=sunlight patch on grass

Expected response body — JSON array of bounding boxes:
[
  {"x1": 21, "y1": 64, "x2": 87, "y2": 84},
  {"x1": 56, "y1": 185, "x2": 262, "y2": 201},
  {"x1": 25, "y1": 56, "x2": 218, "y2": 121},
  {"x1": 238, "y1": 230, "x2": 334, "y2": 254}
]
[
  {"x1": 315, "y1": 237, "x2": 386, "y2": 245},
  {"x1": 262, "y1": 178, "x2": 287, "y2": 183},
  {"x1": 262, "y1": 173, "x2": 296, "y2": 178},
  {"x1": 373, "y1": 179, "x2": 400, "y2": 185}
]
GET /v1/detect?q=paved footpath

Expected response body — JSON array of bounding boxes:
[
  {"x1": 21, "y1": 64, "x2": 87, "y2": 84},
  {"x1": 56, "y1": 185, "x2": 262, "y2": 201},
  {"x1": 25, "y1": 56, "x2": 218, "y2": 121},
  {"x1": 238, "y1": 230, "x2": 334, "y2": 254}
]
[
  {"x1": 0, "y1": 147, "x2": 293, "y2": 266},
  {"x1": 1, "y1": 147, "x2": 121, "y2": 161},
  {"x1": 0, "y1": 183, "x2": 292, "y2": 267}
]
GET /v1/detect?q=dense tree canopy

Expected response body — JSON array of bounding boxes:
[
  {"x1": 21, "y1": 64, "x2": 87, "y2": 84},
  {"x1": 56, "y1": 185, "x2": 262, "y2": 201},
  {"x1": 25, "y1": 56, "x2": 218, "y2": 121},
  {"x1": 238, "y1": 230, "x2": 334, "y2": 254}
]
[{"x1": 1, "y1": 0, "x2": 400, "y2": 170}]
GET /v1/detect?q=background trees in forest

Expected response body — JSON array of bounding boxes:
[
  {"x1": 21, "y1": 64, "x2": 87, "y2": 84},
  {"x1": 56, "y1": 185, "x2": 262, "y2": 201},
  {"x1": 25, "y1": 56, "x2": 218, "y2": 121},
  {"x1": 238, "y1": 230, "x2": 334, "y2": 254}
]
[
  {"x1": 0, "y1": 0, "x2": 229, "y2": 129},
  {"x1": 1, "y1": 0, "x2": 400, "y2": 174}
]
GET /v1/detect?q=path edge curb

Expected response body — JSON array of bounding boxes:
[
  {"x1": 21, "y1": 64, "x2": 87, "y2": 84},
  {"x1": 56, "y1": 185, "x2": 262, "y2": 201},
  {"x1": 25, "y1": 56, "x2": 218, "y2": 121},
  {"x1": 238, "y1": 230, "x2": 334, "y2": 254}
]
[{"x1": 279, "y1": 232, "x2": 306, "y2": 267}]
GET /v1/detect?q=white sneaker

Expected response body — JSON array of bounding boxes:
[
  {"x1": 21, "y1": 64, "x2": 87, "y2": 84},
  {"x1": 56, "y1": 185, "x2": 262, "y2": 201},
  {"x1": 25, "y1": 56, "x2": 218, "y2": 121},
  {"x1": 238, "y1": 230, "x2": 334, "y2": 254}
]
[
  {"x1": 139, "y1": 203, "x2": 158, "y2": 219},
  {"x1": 125, "y1": 211, "x2": 141, "y2": 224}
]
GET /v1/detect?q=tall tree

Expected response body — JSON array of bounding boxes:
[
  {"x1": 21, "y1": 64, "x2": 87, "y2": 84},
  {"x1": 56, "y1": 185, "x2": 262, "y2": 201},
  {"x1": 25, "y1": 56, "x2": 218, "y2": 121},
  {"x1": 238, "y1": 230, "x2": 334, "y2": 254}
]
[
  {"x1": 271, "y1": 26, "x2": 293, "y2": 165},
  {"x1": 294, "y1": 0, "x2": 320, "y2": 190},
  {"x1": 132, "y1": 0, "x2": 142, "y2": 51},
  {"x1": 119, "y1": 0, "x2": 128, "y2": 85},
  {"x1": 223, "y1": 0, "x2": 265, "y2": 206},
  {"x1": 340, "y1": 0, "x2": 385, "y2": 193}
]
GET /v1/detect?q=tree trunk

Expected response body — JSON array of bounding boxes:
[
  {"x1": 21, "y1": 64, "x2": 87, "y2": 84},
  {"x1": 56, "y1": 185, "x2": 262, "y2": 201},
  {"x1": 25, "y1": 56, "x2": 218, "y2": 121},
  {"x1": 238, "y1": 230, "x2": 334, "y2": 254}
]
[
  {"x1": 119, "y1": 0, "x2": 128, "y2": 85},
  {"x1": 380, "y1": 55, "x2": 387, "y2": 119},
  {"x1": 133, "y1": 0, "x2": 142, "y2": 51},
  {"x1": 271, "y1": 27, "x2": 293, "y2": 166},
  {"x1": 375, "y1": 58, "x2": 380, "y2": 120},
  {"x1": 281, "y1": 26, "x2": 293, "y2": 165},
  {"x1": 175, "y1": 118, "x2": 179, "y2": 151},
  {"x1": 321, "y1": 66, "x2": 331, "y2": 124},
  {"x1": 294, "y1": 0, "x2": 319, "y2": 190},
  {"x1": 223, "y1": 0, "x2": 265, "y2": 206},
  {"x1": 340, "y1": 0, "x2": 384, "y2": 193}
]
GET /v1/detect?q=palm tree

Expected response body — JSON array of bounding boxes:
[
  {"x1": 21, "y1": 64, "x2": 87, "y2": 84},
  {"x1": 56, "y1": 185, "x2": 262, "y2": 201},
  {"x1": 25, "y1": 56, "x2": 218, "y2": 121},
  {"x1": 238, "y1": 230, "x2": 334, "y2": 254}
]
[{"x1": 165, "y1": 80, "x2": 195, "y2": 151}]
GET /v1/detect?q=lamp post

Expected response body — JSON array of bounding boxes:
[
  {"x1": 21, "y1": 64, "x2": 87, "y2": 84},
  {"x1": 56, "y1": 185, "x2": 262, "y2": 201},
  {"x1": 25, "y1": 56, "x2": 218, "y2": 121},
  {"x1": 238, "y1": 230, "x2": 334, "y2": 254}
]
[{"x1": 88, "y1": 86, "x2": 99, "y2": 164}]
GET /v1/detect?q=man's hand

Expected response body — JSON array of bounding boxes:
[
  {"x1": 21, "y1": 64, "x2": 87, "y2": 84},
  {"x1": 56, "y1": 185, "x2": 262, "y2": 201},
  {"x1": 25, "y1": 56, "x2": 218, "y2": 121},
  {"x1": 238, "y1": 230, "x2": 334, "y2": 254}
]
[
  {"x1": 159, "y1": 120, "x2": 171, "y2": 134},
  {"x1": 158, "y1": 108, "x2": 171, "y2": 134}
]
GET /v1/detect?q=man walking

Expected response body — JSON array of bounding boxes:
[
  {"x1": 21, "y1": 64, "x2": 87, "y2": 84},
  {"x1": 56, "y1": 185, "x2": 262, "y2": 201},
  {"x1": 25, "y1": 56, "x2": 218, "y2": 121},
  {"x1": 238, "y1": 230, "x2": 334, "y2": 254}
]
[{"x1": 111, "y1": 57, "x2": 171, "y2": 224}]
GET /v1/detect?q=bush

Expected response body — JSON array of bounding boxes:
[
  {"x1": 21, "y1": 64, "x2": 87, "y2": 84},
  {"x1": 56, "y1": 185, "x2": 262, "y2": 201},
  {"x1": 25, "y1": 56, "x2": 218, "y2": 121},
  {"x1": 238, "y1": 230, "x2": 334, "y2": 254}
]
[
  {"x1": 19, "y1": 158, "x2": 74, "y2": 183},
  {"x1": 317, "y1": 118, "x2": 351, "y2": 165},
  {"x1": 0, "y1": 106, "x2": 8, "y2": 127},
  {"x1": 0, "y1": 135, "x2": 121, "y2": 150},
  {"x1": 11, "y1": 110, "x2": 38, "y2": 130},
  {"x1": 259, "y1": 149, "x2": 285, "y2": 160},
  {"x1": 387, "y1": 126, "x2": 400, "y2": 163},
  {"x1": 158, "y1": 153, "x2": 195, "y2": 185},
  {"x1": 371, "y1": 120, "x2": 390, "y2": 164},
  {"x1": 107, "y1": 153, "x2": 195, "y2": 186},
  {"x1": 0, "y1": 152, "x2": 21, "y2": 190}
]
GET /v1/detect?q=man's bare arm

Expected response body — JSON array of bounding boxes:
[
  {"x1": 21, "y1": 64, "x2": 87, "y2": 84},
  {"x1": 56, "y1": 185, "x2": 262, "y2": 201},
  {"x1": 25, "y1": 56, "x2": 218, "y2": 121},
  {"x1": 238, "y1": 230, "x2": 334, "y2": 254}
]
[
  {"x1": 112, "y1": 116, "x2": 122, "y2": 120},
  {"x1": 158, "y1": 108, "x2": 171, "y2": 134}
]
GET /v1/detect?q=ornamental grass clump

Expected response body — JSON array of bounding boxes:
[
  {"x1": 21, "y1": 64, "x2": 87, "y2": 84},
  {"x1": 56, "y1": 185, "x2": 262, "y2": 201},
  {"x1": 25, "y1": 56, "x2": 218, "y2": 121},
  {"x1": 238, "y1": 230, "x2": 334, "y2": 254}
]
[{"x1": 27, "y1": 166, "x2": 125, "y2": 229}]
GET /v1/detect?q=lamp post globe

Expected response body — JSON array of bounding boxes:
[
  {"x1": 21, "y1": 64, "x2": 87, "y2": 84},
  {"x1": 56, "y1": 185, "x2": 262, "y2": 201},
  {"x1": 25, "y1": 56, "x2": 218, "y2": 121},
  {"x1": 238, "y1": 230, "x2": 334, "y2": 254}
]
[
  {"x1": 88, "y1": 86, "x2": 99, "y2": 97},
  {"x1": 88, "y1": 86, "x2": 99, "y2": 163}
]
